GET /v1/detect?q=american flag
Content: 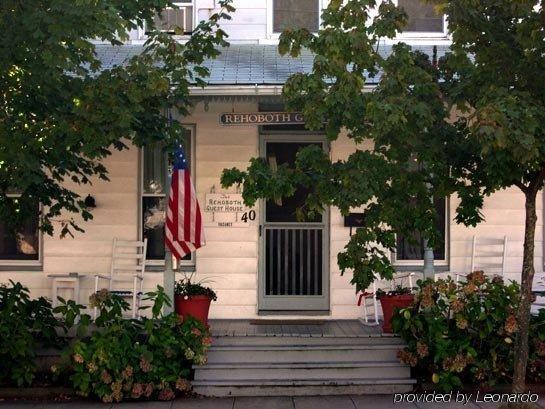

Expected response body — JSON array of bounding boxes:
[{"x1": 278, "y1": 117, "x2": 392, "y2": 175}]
[{"x1": 165, "y1": 144, "x2": 205, "y2": 259}]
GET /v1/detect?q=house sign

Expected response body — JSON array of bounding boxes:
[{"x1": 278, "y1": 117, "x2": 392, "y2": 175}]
[
  {"x1": 219, "y1": 112, "x2": 304, "y2": 125},
  {"x1": 204, "y1": 193, "x2": 256, "y2": 228}
]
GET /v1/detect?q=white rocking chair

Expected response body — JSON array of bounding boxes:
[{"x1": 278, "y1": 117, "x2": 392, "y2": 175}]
[
  {"x1": 94, "y1": 238, "x2": 148, "y2": 319},
  {"x1": 456, "y1": 235, "x2": 507, "y2": 283},
  {"x1": 358, "y1": 272, "x2": 416, "y2": 326},
  {"x1": 532, "y1": 272, "x2": 545, "y2": 314}
]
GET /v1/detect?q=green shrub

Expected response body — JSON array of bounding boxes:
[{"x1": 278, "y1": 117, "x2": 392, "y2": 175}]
[
  {"x1": 0, "y1": 280, "x2": 66, "y2": 386},
  {"x1": 68, "y1": 286, "x2": 211, "y2": 402},
  {"x1": 392, "y1": 272, "x2": 545, "y2": 390},
  {"x1": 528, "y1": 308, "x2": 545, "y2": 383}
]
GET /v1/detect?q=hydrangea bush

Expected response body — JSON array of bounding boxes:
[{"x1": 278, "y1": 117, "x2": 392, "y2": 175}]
[
  {"x1": 393, "y1": 272, "x2": 545, "y2": 390},
  {"x1": 68, "y1": 287, "x2": 211, "y2": 402}
]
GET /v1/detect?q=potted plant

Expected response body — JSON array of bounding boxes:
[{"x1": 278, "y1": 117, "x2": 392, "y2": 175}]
[
  {"x1": 376, "y1": 285, "x2": 414, "y2": 333},
  {"x1": 174, "y1": 274, "x2": 217, "y2": 326}
]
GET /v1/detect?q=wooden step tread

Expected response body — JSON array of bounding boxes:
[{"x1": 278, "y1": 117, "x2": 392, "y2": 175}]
[
  {"x1": 192, "y1": 378, "x2": 416, "y2": 386},
  {"x1": 211, "y1": 336, "x2": 404, "y2": 345},
  {"x1": 209, "y1": 343, "x2": 404, "y2": 351},
  {"x1": 195, "y1": 361, "x2": 404, "y2": 369}
]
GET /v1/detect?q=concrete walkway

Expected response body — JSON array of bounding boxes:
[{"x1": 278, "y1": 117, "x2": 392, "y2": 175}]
[{"x1": 1, "y1": 395, "x2": 544, "y2": 409}]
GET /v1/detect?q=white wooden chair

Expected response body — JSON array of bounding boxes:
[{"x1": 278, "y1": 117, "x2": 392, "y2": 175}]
[
  {"x1": 94, "y1": 238, "x2": 148, "y2": 319},
  {"x1": 456, "y1": 235, "x2": 507, "y2": 283},
  {"x1": 532, "y1": 272, "x2": 545, "y2": 314},
  {"x1": 358, "y1": 272, "x2": 416, "y2": 326}
]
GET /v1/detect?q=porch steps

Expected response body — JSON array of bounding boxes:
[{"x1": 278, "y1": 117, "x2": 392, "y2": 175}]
[{"x1": 192, "y1": 333, "x2": 414, "y2": 396}]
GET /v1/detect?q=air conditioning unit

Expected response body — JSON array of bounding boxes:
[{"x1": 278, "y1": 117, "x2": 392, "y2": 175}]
[{"x1": 150, "y1": 6, "x2": 190, "y2": 35}]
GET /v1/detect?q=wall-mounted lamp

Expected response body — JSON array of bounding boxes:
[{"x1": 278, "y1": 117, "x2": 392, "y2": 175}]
[
  {"x1": 84, "y1": 194, "x2": 96, "y2": 208},
  {"x1": 344, "y1": 212, "x2": 365, "y2": 236}
]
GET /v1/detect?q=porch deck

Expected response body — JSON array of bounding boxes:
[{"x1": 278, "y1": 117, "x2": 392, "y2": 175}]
[{"x1": 209, "y1": 319, "x2": 386, "y2": 338}]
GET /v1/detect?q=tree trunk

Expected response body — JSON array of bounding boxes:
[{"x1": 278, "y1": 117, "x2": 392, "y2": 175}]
[{"x1": 512, "y1": 190, "x2": 537, "y2": 392}]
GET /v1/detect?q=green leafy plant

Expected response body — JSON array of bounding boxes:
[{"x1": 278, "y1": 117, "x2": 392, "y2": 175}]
[
  {"x1": 0, "y1": 0, "x2": 234, "y2": 237},
  {"x1": 0, "y1": 280, "x2": 66, "y2": 386},
  {"x1": 221, "y1": 0, "x2": 545, "y2": 389},
  {"x1": 175, "y1": 273, "x2": 217, "y2": 301},
  {"x1": 68, "y1": 286, "x2": 211, "y2": 402},
  {"x1": 528, "y1": 308, "x2": 545, "y2": 383},
  {"x1": 392, "y1": 272, "x2": 545, "y2": 390},
  {"x1": 375, "y1": 285, "x2": 412, "y2": 299}
]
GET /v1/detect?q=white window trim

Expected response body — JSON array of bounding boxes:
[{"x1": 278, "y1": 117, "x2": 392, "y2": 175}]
[
  {"x1": 391, "y1": 198, "x2": 449, "y2": 267},
  {"x1": 138, "y1": 1, "x2": 196, "y2": 41},
  {"x1": 0, "y1": 194, "x2": 42, "y2": 267},
  {"x1": 139, "y1": 124, "x2": 197, "y2": 268},
  {"x1": 266, "y1": 0, "x2": 325, "y2": 40},
  {"x1": 393, "y1": 0, "x2": 449, "y2": 40}
]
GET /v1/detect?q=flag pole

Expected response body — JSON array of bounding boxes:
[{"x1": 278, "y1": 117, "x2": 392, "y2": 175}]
[{"x1": 163, "y1": 109, "x2": 175, "y2": 314}]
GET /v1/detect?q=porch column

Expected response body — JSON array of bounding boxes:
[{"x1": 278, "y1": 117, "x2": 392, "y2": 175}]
[
  {"x1": 163, "y1": 137, "x2": 174, "y2": 314},
  {"x1": 163, "y1": 253, "x2": 175, "y2": 314},
  {"x1": 423, "y1": 239, "x2": 435, "y2": 279}
]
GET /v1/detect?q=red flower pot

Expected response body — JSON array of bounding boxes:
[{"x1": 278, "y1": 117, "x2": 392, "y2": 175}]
[
  {"x1": 174, "y1": 294, "x2": 212, "y2": 326},
  {"x1": 378, "y1": 294, "x2": 414, "y2": 333}
]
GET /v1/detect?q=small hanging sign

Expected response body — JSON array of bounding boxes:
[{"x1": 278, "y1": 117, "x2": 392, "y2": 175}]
[
  {"x1": 219, "y1": 112, "x2": 304, "y2": 125},
  {"x1": 204, "y1": 193, "x2": 256, "y2": 228}
]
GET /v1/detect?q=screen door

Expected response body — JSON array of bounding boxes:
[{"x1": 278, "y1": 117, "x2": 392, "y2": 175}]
[{"x1": 259, "y1": 136, "x2": 329, "y2": 312}]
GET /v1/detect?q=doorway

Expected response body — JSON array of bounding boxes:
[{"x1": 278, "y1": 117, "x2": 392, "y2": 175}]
[{"x1": 258, "y1": 135, "x2": 329, "y2": 312}]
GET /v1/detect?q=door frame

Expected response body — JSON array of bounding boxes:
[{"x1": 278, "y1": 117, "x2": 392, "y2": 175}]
[{"x1": 258, "y1": 134, "x2": 330, "y2": 312}]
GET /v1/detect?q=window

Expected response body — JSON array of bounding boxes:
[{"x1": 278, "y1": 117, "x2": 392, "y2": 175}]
[
  {"x1": 272, "y1": 0, "x2": 320, "y2": 33},
  {"x1": 141, "y1": 127, "x2": 194, "y2": 265},
  {"x1": 394, "y1": 199, "x2": 447, "y2": 263},
  {"x1": 398, "y1": 0, "x2": 445, "y2": 33},
  {"x1": 146, "y1": 1, "x2": 195, "y2": 36},
  {"x1": 0, "y1": 198, "x2": 40, "y2": 262}
]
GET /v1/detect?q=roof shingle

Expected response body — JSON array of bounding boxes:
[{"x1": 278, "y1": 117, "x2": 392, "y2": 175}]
[{"x1": 93, "y1": 43, "x2": 449, "y2": 85}]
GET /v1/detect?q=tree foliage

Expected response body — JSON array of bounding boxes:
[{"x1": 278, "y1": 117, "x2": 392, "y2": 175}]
[
  {"x1": 222, "y1": 0, "x2": 545, "y2": 389},
  {"x1": 0, "y1": 0, "x2": 233, "y2": 236},
  {"x1": 222, "y1": 0, "x2": 461, "y2": 292}
]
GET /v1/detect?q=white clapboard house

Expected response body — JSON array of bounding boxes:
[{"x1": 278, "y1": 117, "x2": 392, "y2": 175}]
[{"x1": 1, "y1": 0, "x2": 543, "y2": 396}]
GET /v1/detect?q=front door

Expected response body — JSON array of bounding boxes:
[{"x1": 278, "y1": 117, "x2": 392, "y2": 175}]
[{"x1": 259, "y1": 136, "x2": 329, "y2": 312}]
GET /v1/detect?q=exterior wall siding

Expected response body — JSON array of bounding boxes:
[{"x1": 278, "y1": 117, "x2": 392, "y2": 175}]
[{"x1": 0, "y1": 100, "x2": 542, "y2": 318}]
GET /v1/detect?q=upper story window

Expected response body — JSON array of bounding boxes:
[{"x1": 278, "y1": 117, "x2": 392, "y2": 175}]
[
  {"x1": 0, "y1": 198, "x2": 40, "y2": 263},
  {"x1": 272, "y1": 0, "x2": 320, "y2": 33},
  {"x1": 398, "y1": 0, "x2": 445, "y2": 35},
  {"x1": 147, "y1": 1, "x2": 195, "y2": 36}
]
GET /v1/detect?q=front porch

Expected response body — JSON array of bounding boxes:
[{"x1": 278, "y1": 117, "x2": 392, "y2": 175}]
[{"x1": 209, "y1": 319, "x2": 385, "y2": 338}]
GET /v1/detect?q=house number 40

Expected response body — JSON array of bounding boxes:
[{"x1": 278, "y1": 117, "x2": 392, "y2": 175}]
[{"x1": 241, "y1": 210, "x2": 256, "y2": 223}]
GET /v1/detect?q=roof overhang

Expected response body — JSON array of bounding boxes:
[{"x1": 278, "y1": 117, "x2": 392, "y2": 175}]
[{"x1": 188, "y1": 84, "x2": 377, "y2": 96}]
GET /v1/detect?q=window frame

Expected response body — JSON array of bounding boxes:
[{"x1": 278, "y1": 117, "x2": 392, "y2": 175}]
[
  {"x1": 391, "y1": 197, "x2": 449, "y2": 267},
  {"x1": 0, "y1": 194, "x2": 42, "y2": 267},
  {"x1": 394, "y1": 0, "x2": 448, "y2": 39},
  {"x1": 140, "y1": 1, "x2": 196, "y2": 40},
  {"x1": 139, "y1": 124, "x2": 197, "y2": 269},
  {"x1": 266, "y1": 0, "x2": 324, "y2": 39}
]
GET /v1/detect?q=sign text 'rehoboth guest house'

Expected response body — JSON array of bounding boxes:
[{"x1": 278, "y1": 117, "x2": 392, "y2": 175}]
[
  {"x1": 219, "y1": 112, "x2": 304, "y2": 125},
  {"x1": 205, "y1": 193, "x2": 249, "y2": 213}
]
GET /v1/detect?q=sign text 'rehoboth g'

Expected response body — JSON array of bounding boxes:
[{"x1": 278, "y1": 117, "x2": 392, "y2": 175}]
[{"x1": 219, "y1": 112, "x2": 304, "y2": 126}]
